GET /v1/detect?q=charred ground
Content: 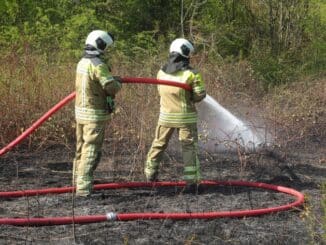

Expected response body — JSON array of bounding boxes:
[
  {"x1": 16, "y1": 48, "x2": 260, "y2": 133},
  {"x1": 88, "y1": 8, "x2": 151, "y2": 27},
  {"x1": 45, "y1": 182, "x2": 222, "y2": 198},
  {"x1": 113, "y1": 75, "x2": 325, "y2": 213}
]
[{"x1": 0, "y1": 139, "x2": 325, "y2": 245}]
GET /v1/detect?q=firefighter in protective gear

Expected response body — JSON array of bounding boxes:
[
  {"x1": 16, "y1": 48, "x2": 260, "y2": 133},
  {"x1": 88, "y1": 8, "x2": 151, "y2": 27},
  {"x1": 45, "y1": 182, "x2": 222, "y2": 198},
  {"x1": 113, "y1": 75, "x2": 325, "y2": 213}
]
[
  {"x1": 145, "y1": 38, "x2": 206, "y2": 184},
  {"x1": 73, "y1": 30, "x2": 122, "y2": 197}
]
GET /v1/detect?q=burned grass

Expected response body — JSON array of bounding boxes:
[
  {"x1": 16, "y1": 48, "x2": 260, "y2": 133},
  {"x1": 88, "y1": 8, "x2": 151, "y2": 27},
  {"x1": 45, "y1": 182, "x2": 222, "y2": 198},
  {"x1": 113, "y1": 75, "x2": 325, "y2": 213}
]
[{"x1": 0, "y1": 141, "x2": 324, "y2": 244}]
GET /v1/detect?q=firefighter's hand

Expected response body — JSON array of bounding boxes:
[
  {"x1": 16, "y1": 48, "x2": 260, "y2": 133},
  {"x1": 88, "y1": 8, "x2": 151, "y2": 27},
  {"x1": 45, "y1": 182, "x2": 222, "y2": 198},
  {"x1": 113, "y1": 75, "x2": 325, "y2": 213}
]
[
  {"x1": 106, "y1": 96, "x2": 115, "y2": 113},
  {"x1": 113, "y1": 76, "x2": 122, "y2": 83},
  {"x1": 113, "y1": 76, "x2": 122, "y2": 92}
]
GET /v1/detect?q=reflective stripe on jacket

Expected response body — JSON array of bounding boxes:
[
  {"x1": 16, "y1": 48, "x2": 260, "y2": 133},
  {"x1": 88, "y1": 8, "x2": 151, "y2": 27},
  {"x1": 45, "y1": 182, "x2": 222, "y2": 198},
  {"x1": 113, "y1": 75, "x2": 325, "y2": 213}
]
[
  {"x1": 75, "y1": 57, "x2": 121, "y2": 124},
  {"x1": 157, "y1": 69, "x2": 206, "y2": 127}
]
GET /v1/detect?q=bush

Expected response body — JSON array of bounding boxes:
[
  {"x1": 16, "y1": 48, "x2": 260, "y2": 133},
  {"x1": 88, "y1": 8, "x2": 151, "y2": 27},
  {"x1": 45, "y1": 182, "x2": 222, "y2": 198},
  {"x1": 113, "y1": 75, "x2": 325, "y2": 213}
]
[{"x1": 250, "y1": 47, "x2": 298, "y2": 90}]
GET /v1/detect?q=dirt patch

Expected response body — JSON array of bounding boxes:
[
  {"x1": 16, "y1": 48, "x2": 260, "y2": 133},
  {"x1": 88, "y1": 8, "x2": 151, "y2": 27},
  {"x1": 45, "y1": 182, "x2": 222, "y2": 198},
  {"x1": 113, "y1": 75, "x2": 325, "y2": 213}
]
[{"x1": 0, "y1": 141, "x2": 325, "y2": 244}]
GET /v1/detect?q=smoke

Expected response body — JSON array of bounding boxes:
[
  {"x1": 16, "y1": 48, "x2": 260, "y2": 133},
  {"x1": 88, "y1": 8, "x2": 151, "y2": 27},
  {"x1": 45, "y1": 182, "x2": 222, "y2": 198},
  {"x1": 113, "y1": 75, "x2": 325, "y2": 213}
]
[{"x1": 197, "y1": 95, "x2": 270, "y2": 152}]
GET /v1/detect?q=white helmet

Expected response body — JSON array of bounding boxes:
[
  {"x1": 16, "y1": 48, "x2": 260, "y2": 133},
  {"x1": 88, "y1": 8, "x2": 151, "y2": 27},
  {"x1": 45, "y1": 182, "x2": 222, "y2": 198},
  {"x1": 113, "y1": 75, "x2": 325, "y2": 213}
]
[
  {"x1": 169, "y1": 38, "x2": 194, "y2": 58},
  {"x1": 85, "y1": 30, "x2": 114, "y2": 52}
]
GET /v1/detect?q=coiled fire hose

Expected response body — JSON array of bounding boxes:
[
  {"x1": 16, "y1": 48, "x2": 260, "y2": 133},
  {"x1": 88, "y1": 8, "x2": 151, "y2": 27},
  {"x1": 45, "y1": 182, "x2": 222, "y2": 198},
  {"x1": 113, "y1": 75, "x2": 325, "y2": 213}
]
[{"x1": 0, "y1": 180, "x2": 304, "y2": 226}]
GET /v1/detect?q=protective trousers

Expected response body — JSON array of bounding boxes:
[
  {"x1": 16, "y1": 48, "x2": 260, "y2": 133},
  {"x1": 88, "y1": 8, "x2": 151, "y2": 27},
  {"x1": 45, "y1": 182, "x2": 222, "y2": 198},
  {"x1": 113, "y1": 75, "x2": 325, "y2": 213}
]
[
  {"x1": 73, "y1": 122, "x2": 106, "y2": 196},
  {"x1": 145, "y1": 124, "x2": 201, "y2": 183}
]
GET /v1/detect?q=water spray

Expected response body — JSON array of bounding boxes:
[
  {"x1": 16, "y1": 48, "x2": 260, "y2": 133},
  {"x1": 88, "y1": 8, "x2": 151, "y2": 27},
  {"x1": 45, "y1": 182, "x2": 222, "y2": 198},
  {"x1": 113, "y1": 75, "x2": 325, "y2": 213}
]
[{"x1": 197, "y1": 95, "x2": 269, "y2": 151}]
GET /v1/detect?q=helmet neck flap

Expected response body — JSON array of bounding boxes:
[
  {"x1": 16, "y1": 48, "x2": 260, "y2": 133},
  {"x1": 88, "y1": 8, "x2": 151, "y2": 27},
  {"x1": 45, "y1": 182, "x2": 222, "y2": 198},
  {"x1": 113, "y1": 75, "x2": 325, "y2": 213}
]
[
  {"x1": 84, "y1": 44, "x2": 102, "y2": 58},
  {"x1": 162, "y1": 52, "x2": 191, "y2": 74}
]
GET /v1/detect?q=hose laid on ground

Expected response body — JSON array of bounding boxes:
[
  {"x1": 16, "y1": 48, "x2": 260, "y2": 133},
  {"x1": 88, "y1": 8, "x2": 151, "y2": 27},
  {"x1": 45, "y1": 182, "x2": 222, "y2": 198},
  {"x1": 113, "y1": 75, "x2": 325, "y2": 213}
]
[
  {"x1": 0, "y1": 180, "x2": 304, "y2": 226},
  {"x1": 0, "y1": 77, "x2": 191, "y2": 157}
]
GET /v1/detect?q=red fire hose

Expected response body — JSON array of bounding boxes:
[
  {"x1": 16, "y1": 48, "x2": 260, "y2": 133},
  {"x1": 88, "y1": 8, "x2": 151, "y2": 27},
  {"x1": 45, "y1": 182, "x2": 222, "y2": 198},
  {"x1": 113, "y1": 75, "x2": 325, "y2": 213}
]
[
  {"x1": 0, "y1": 180, "x2": 304, "y2": 226},
  {"x1": 0, "y1": 77, "x2": 191, "y2": 157},
  {"x1": 0, "y1": 77, "x2": 304, "y2": 226}
]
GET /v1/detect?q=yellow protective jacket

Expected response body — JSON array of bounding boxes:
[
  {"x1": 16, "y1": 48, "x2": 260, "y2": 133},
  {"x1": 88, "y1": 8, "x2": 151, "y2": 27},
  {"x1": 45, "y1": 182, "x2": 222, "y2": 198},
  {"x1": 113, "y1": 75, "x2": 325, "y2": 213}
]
[
  {"x1": 157, "y1": 69, "x2": 206, "y2": 127},
  {"x1": 75, "y1": 57, "x2": 121, "y2": 124}
]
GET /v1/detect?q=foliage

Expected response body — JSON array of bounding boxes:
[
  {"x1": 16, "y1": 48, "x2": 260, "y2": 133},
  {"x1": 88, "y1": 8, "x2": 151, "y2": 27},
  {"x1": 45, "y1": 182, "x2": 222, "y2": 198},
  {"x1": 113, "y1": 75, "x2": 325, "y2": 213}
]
[
  {"x1": 0, "y1": 0, "x2": 324, "y2": 73},
  {"x1": 0, "y1": 0, "x2": 325, "y2": 113}
]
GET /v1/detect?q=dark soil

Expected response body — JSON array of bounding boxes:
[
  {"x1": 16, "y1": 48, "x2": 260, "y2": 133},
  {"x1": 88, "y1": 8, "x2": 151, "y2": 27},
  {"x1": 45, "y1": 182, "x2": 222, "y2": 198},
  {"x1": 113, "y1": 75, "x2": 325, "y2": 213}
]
[{"x1": 0, "y1": 141, "x2": 325, "y2": 245}]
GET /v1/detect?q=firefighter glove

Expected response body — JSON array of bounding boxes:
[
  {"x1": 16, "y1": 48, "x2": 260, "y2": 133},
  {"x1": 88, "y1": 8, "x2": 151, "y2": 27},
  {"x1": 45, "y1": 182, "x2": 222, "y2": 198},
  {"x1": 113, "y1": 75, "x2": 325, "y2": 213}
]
[
  {"x1": 106, "y1": 96, "x2": 115, "y2": 113},
  {"x1": 113, "y1": 76, "x2": 122, "y2": 84}
]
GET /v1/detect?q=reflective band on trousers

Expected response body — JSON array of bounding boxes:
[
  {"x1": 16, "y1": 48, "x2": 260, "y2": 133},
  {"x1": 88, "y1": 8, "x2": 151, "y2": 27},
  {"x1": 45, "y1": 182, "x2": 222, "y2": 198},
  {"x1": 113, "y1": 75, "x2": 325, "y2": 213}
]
[
  {"x1": 159, "y1": 111, "x2": 197, "y2": 125},
  {"x1": 184, "y1": 166, "x2": 198, "y2": 172},
  {"x1": 75, "y1": 106, "x2": 110, "y2": 121}
]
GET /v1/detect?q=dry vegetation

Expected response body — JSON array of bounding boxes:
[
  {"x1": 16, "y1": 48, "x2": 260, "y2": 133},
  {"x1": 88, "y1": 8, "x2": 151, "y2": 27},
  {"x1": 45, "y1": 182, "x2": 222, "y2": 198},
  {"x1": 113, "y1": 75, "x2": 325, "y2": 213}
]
[
  {"x1": 0, "y1": 50, "x2": 325, "y2": 170},
  {"x1": 1, "y1": 51, "x2": 324, "y2": 152}
]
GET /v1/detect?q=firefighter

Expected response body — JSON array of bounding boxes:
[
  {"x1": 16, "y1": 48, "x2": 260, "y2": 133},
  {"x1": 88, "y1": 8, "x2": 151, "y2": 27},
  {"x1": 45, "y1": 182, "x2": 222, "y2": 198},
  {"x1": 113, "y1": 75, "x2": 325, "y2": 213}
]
[
  {"x1": 145, "y1": 38, "x2": 206, "y2": 187},
  {"x1": 73, "y1": 30, "x2": 122, "y2": 197}
]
